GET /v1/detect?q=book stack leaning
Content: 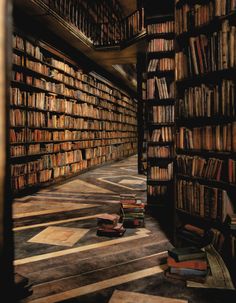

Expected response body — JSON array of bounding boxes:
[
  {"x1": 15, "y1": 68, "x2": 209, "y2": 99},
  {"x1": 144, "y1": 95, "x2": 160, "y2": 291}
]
[
  {"x1": 166, "y1": 246, "x2": 209, "y2": 282},
  {"x1": 120, "y1": 194, "x2": 145, "y2": 228},
  {"x1": 96, "y1": 213, "x2": 126, "y2": 237}
]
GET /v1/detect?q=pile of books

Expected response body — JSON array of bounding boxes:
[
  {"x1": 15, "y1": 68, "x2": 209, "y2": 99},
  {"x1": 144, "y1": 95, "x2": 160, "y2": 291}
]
[
  {"x1": 177, "y1": 224, "x2": 212, "y2": 248},
  {"x1": 166, "y1": 246, "x2": 209, "y2": 282},
  {"x1": 120, "y1": 194, "x2": 145, "y2": 228},
  {"x1": 96, "y1": 213, "x2": 126, "y2": 237}
]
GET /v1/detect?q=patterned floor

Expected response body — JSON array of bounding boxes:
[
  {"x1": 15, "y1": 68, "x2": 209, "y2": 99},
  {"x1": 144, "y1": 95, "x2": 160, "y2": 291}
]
[{"x1": 13, "y1": 155, "x2": 236, "y2": 303}]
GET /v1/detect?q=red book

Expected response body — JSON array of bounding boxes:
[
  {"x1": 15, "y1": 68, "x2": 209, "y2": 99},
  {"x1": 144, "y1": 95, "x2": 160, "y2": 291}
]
[{"x1": 167, "y1": 256, "x2": 208, "y2": 270}]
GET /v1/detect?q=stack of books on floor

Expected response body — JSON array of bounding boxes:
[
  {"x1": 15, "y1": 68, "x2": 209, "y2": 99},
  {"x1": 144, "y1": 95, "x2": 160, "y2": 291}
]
[
  {"x1": 96, "y1": 213, "x2": 126, "y2": 237},
  {"x1": 166, "y1": 246, "x2": 209, "y2": 283},
  {"x1": 120, "y1": 194, "x2": 145, "y2": 228},
  {"x1": 177, "y1": 224, "x2": 212, "y2": 248}
]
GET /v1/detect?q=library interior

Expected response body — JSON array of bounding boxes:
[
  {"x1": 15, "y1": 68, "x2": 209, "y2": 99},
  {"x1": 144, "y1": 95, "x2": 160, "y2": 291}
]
[{"x1": 1, "y1": 0, "x2": 236, "y2": 302}]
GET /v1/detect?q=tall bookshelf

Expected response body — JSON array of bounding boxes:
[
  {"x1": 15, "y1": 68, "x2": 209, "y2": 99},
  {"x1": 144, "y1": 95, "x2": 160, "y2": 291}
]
[
  {"x1": 137, "y1": 53, "x2": 148, "y2": 175},
  {"x1": 11, "y1": 28, "x2": 138, "y2": 195},
  {"x1": 145, "y1": 15, "x2": 176, "y2": 236},
  {"x1": 175, "y1": 0, "x2": 236, "y2": 283}
]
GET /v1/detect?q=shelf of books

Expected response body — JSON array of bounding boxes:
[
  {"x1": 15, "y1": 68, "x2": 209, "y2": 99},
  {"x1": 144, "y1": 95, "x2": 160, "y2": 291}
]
[
  {"x1": 11, "y1": 29, "x2": 138, "y2": 195},
  {"x1": 146, "y1": 14, "x2": 176, "y2": 223},
  {"x1": 175, "y1": 0, "x2": 236, "y2": 283},
  {"x1": 137, "y1": 53, "x2": 148, "y2": 174}
]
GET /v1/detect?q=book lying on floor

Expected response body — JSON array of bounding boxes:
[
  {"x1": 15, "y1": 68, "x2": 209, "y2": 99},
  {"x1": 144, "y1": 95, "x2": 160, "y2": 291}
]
[
  {"x1": 168, "y1": 246, "x2": 206, "y2": 262},
  {"x1": 96, "y1": 213, "x2": 125, "y2": 237},
  {"x1": 167, "y1": 256, "x2": 208, "y2": 270}
]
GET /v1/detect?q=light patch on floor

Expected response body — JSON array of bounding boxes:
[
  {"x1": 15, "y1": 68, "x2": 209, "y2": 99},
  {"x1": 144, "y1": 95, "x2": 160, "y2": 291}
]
[
  {"x1": 13, "y1": 201, "x2": 98, "y2": 219},
  {"x1": 109, "y1": 290, "x2": 188, "y2": 303},
  {"x1": 28, "y1": 265, "x2": 167, "y2": 303},
  {"x1": 119, "y1": 179, "x2": 145, "y2": 185},
  {"x1": 14, "y1": 229, "x2": 151, "y2": 265},
  {"x1": 53, "y1": 179, "x2": 114, "y2": 193},
  {"x1": 98, "y1": 175, "x2": 146, "y2": 191},
  {"x1": 28, "y1": 226, "x2": 89, "y2": 247}
]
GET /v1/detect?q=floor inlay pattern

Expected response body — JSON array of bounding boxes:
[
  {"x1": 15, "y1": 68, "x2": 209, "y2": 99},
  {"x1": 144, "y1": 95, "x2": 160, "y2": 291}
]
[{"x1": 28, "y1": 226, "x2": 90, "y2": 247}]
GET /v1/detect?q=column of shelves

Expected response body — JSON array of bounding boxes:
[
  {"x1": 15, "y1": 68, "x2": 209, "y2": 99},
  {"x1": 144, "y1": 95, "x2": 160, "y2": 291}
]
[
  {"x1": 175, "y1": 0, "x2": 236, "y2": 283},
  {"x1": 11, "y1": 30, "x2": 138, "y2": 195},
  {"x1": 145, "y1": 15, "x2": 176, "y2": 219}
]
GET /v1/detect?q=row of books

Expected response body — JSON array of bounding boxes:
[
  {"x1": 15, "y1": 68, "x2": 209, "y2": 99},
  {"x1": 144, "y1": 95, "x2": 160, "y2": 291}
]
[
  {"x1": 10, "y1": 128, "x2": 136, "y2": 143},
  {"x1": 10, "y1": 88, "x2": 136, "y2": 118},
  {"x1": 176, "y1": 123, "x2": 236, "y2": 151},
  {"x1": 12, "y1": 74, "x2": 136, "y2": 112},
  {"x1": 175, "y1": 0, "x2": 236, "y2": 35},
  {"x1": 149, "y1": 163, "x2": 173, "y2": 181},
  {"x1": 148, "y1": 39, "x2": 174, "y2": 52},
  {"x1": 147, "y1": 77, "x2": 175, "y2": 99},
  {"x1": 147, "y1": 58, "x2": 175, "y2": 72},
  {"x1": 177, "y1": 80, "x2": 236, "y2": 118},
  {"x1": 177, "y1": 179, "x2": 233, "y2": 222},
  {"x1": 148, "y1": 146, "x2": 173, "y2": 158},
  {"x1": 147, "y1": 21, "x2": 174, "y2": 34},
  {"x1": 176, "y1": 21, "x2": 236, "y2": 80},
  {"x1": 11, "y1": 110, "x2": 137, "y2": 131},
  {"x1": 10, "y1": 141, "x2": 137, "y2": 158},
  {"x1": 177, "y1": 155, "x2": 223, "y2": 181},
  {"x1": 11, "y1": 148, "x2": 137, "y2": 191},
  {"x1": 13, "y1": 34, "x2": 136, "y2": 109},
  {"x1": 152, "y1": 105, "x2": 175, "y2": 123},
  {"x1": 149, "y1": 127, "x2": 173, "y2": 142},
  {"x1": 147, "y1": 185, "x2": 168, "y2": 197},
  {"x1": 11, "y1": 92, "x2": 136, "y2": 124}
]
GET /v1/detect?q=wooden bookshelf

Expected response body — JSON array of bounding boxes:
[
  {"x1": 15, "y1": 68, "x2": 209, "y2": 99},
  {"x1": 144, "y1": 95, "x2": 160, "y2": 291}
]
[
  {"x1": 137, "y1": 53, "x2": 148, "y2": 174},
  {"x1": 174, "y1": 0, "x2": 236, "y2": 283},
  {"x1": 10, "y1": 30, "x2": 138, "y2": 195},
  {"x1": 145, "y1": 15, "x2": 176, "y2": 238}
]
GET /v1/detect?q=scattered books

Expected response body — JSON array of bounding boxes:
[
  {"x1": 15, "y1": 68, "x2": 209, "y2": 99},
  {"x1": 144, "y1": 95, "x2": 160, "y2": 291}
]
[
  {"x1": 96, "y1": 213, "x2": 125, "y2": 237},
  {"x1": 166, "y1": 246, "x2": 209, "y2": 283},
  {"x1": 120, "y1": 194, "x2": 145, "y2": 228}
]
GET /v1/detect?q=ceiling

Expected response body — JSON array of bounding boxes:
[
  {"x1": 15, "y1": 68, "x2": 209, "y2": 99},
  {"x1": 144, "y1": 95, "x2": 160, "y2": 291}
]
[{"x1": 118, "y1": 0, "x2": 137, "y2": 16}]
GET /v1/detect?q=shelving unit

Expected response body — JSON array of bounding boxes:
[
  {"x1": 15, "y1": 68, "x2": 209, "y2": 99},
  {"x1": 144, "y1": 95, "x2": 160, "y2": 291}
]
[
  {"x1": 175, "y1": 0, "x2": 236, "y2": 283},
  {"x1": 145, "y1": 14, "x2": 175, "y2": 238},
  {"x1": 10, "y1": 29, "x2": 138, "y2": 195}
]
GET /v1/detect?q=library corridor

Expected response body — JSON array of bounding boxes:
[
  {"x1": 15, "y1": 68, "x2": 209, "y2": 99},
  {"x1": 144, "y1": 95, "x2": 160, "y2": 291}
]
[{"x1": 1, "y1": 0, "x2": 236, "y2": 302}]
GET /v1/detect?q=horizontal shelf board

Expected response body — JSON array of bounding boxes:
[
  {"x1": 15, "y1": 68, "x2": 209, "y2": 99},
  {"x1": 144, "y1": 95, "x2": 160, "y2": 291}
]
[
  {"x1": 146, "y1": 98, "x2": 175, "y2": 105},
  {"x1": 147, "y1": 141, "x2": 174, "y2": 146},
  {"x1": 147, "y1": 51, "x2": 175, "y2": 59},
  {"x1": 147, "y1": 33, "x2": 175, "y2": 40},
  {"x1": 176, "y1": 208, "x2": 225, "y2": 228},
  {"x1": 176, "y1": 173, "x2": 236, "y2": 189},
  {"x1": 148, "y1": 122, "x2": 175, "y2": 128},
  {"x1": 147, "y1": 179, "x2": 173, "y2": 184},
  {"x1": 176, "y1": 116, "x2": 236, "y2": 126},
  {"x1": 147, "y1": 70, "x2": 174, "y2": 77},
  {"x1": 176, "y1": 68, "x2": 236, "y2": 87},
  {"x1": 176, "y1": 148, "x2": 236, "y2": 159},
  {"x1": 147, "y1": 157, "x2": 175, "y2": 161}
]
